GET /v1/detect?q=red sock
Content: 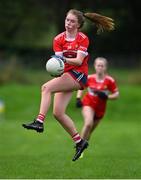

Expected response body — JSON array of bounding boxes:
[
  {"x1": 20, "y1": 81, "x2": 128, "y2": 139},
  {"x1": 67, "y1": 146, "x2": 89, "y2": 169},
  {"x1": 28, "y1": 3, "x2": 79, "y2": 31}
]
[
  {"x1": 36, "y1": 113, "x2": 45, "y2": 123},
  {"x1": 72, "y1": 133, "x2": 81, "y2": 144}
]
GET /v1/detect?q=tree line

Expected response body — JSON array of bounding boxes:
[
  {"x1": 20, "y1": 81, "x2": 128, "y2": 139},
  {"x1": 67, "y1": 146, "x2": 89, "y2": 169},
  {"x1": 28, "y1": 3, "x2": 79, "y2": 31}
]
[{"x1": 0, "y1": 0, "x2": 140, "y2": 68}]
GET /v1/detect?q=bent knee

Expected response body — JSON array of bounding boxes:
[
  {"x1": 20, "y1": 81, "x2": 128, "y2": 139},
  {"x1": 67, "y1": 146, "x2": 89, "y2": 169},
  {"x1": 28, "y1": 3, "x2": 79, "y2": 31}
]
[
  {"x1": 53, "y1": 110, "x2": 64, "y2": 120},
  {"x1": 41, "y1": 84, "x2": 50, "y2": 93}
]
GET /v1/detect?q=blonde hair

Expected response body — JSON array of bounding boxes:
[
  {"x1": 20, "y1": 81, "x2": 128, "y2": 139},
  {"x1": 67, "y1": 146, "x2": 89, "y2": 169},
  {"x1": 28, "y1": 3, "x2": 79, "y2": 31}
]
[
  {"x1": 67, "y1": 9, "x2": 115, "y2": 33},
  {"x1": 94, "y1": 57, "x2": 108, "y2": 67}
]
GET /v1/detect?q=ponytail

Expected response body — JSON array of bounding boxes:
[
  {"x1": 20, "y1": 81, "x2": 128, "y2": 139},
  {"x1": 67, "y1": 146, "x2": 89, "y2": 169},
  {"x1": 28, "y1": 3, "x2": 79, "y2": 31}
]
[
  {"x1": 83, "y1": 12, "x2": 115, "y2": 33},
  {"x1": 66, "y1": 9, "x2": 115, "y2": 33}
]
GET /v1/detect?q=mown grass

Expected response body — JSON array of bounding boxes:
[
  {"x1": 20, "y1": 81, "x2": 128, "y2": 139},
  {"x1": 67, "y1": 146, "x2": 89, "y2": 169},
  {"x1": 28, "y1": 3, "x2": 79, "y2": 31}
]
[{"x1": 0, "y1": 81, "x2": 141, "y2": 178}]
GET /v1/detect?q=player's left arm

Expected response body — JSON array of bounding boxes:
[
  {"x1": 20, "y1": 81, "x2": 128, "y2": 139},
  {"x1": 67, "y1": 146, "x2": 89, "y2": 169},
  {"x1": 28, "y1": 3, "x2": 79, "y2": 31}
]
[
  {"x1": 65, "y1": 37, "x2": 89, "y2": 66},
  {"x1": 108, "y1": 91, "x2": 119, "y2": 100},
  {"x1": 65, "y1": 52, "x2": 86, "y2": 66},
  {"x1": 108, "y1": 78, "x2": 119, "y2": 100}
]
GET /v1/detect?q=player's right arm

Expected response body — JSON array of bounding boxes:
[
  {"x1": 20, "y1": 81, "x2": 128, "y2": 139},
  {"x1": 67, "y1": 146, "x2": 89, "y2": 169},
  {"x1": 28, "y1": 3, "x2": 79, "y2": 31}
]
[
  {"x1": 76, "y1": 74, "x2": 90, "y2": 107},
  {"x1": 76, "y1": 90, "x2": 84, "y2": 108},
  {"x1": 76, "y1": 89, "x2": 83, "y2": 99},
  {"x1": 53, "y1": 33, "x2": 64, "y2": 56}
]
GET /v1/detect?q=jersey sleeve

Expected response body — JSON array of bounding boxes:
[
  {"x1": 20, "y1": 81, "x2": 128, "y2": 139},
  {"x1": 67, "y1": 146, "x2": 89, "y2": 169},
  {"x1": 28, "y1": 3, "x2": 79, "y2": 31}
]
[
  {"x1": 77, "y1": 36, "x2": 89, "y2": 55},
  {"x1": 53, "y1": 36, "x2": 63, "y2": 54},
  {"x1": 108, "y1": 78, "x2": 118, "y2": 93}
]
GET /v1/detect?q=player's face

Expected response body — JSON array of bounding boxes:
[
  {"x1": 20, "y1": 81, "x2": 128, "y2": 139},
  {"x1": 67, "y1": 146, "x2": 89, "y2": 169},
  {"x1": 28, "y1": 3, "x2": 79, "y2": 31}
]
[
  {"x1": 65, "y1": 13, "x2": 80, "y2": 32},
  {"x1": 94, "y1": 60, "x2": 107, "y2": 75}
]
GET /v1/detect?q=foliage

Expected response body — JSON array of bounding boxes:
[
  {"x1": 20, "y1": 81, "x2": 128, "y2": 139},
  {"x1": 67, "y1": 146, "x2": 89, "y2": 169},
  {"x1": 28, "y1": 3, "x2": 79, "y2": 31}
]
[
  {"x1": 0, "y1": 57, "x2": 31, "y2": 85},
  {"x1": 0, "y1": 0, "x2": 141, "y2": 53}
]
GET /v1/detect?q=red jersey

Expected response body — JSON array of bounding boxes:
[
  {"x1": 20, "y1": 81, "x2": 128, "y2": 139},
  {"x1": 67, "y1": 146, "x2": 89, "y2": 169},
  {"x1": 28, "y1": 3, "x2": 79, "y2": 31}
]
[
  {"x1": 82, "y1": 74, "x2": 118, "y2": 118},
  {"x1": 53, "y1": 31, "x2": 89, "y2": 75}
]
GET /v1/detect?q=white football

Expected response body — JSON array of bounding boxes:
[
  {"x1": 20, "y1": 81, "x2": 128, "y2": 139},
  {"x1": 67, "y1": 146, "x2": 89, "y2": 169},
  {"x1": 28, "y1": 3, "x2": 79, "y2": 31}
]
[{"x1": 46, "y1": 57, "x2": 64, "y2": 76}]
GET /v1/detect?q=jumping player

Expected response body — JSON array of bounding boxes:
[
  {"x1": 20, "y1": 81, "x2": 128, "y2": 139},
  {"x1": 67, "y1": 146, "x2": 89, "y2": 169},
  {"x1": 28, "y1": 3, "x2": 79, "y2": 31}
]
[
  {"x1": 76, "y1": 57, "x2": 119, "y2": 144},
  {"x1": 22, "y1": 9, "x2": 115, "y2": 161}
]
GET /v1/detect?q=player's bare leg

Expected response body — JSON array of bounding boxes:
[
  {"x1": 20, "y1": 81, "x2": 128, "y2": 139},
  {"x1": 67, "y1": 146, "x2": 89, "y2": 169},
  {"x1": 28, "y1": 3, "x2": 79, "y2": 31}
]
[
  {"x1": 89, "y1": 118, "x2": 101, "y2": 138},
  {"x1": 22, "y1": 73, "x2": 88, "y2": 160},
  {"x1": 22, "y1": 73, "x2": 79, "y2": 132},
  {"x1": 79, "y1": 106, "x2": 94, "y2": 158},
  {"x1": 53, "y1": 81, "x2": 88, "y2": 161},
  {"x1": 53, "y1": 91, "x2": 78, "y2": 136},
  {"x1": 80, "y1": 107, "x2": 102, "y2": 158},
  {"x1": 81, "y1": 106, "x2": 95, "y2": 140}
]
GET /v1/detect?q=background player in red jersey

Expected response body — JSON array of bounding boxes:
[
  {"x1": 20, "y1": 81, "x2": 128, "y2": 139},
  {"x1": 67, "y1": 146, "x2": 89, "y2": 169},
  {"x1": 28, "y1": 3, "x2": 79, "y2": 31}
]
[
  {"x1": 22, "y1": 9, "x2": 115, "y2": 161},
  {"x1": 76, "y1": 57, "x2": 119, "y2": 142}
]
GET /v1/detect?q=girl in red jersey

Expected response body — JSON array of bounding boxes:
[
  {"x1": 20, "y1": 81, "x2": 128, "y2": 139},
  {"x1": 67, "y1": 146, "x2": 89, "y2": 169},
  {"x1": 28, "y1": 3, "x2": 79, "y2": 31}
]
[
  {"x1": 76, "y1": 57, "x2": 119, "y2": 143},
  {"x1": 22, "y1": 9, "x2": 115, "y2": 161}
]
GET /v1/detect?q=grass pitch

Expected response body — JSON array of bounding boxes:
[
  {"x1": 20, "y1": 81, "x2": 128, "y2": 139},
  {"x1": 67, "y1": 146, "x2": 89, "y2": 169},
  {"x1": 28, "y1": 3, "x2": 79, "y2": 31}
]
[{"x1": 0, "y1": 84, "x2": 141, "y2": 179}]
